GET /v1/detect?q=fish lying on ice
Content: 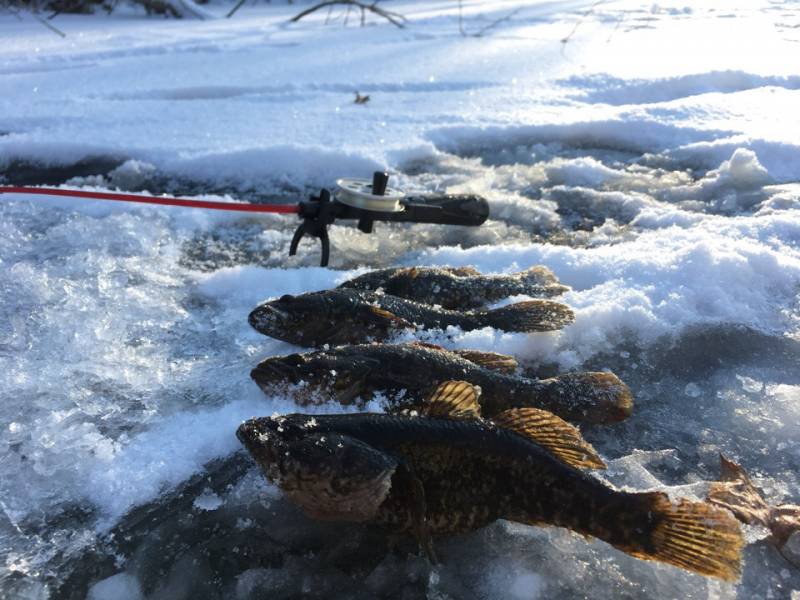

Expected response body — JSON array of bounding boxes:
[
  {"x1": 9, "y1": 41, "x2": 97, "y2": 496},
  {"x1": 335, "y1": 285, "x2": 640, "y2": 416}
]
[
  {"x1": 708, "y1": 454, "x2": 800, "y2": 567},
  {"x1": 338, "y1": 265, "x2": 569, "y2": 309},
  {"x1": 251, "y1": 342, "x2": 633, "y2": 424},
  {"x1": 237, "y1": 381, "x2": 742, "y2": 580},
  {"x1": 248, "y1": 289, "x2": 574, "y2": 348}
]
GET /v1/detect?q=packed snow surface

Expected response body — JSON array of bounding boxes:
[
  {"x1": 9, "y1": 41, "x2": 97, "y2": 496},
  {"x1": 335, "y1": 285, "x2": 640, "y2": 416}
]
[{"x1": 1, "y1": 1, "x2": 800, "y2": 598}]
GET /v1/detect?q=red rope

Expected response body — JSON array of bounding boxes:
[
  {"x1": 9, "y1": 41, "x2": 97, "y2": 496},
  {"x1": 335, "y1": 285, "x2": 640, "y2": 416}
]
[{"x1": 0, "y1": 185, "x2": 300, "y2": 214}]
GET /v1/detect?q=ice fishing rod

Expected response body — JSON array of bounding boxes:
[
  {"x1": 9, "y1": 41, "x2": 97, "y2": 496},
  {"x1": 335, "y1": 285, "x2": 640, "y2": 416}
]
[{"x1": 0, "y1": 172, "x2": 489, "y2": 266}]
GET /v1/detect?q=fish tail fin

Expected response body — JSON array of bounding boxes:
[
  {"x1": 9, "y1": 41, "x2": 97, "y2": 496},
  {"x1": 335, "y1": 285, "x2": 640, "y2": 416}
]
[
  {"x1": 451, "y1": 349, "x2": 518, "y2": 374},
  {"x1": 627, "y1": 492, "x2": 743, "y2": 581},
  {"x1": 545, "y1": 371, "x2": 634, "y2": 424},
  {"x1": 517, "y1": 266, "x2": 557, "y2": 285},
  {"x1": 518, "y1": 266, "x2": 570, "y2": 295},
  {"x1": 483, "y1": 300, "x2": 574, "y2": 332}
]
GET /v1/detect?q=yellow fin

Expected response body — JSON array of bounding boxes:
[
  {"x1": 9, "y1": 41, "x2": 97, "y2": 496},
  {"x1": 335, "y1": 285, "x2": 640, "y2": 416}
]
[
  {"x1": 491, "y1": 408, "x2": 606, "y2": 470},
  {"x1": 407, "y1": 341, "x2": 445, "y2": 351},
  {"x1": 445, "y1": 266, "x2": 481, "y2": 277},
  {"x1": 451, "y1": 349, "x2": 518, "y2": 374},
  {"x1": 630, "y1": 493, "x2": 743, "y2": 581},
  {"x1": 396, "y1": 266, "x2": 420, "y2": 279},
  {"x1": 424, "y1": 380, "x2": 482, "y2": 419},
  {"x1": 366, "y1": 305, "x2": 411, "y2": 328}
]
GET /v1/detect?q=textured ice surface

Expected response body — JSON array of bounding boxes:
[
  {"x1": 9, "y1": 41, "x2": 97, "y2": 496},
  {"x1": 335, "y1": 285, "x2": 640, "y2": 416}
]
[{"x1": 1, "y1": 0, "x2": 800, "y2": 598}]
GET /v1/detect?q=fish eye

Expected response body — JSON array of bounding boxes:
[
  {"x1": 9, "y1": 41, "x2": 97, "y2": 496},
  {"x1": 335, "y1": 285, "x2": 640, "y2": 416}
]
[{"x1": 279, "y1": 294, "x2": 294, "y2": 302}]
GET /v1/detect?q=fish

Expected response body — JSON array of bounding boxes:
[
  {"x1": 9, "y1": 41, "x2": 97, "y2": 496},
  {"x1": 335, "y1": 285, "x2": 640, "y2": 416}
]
[
  {"x1": 339, "y1": 265, "x2": 570, "y2": 309},
  {"x1": 248, "y1": 289, "x2": 574, "y2": 348},
  {"x1": 237, "y1": 381, "x2": 742, "y2": 580},
  {"x1": 708, "y1": 454, "x2": 800, "y2": 567},
  {"x1": 251, "y1": 342, "x2": 633, "y2": 424}
]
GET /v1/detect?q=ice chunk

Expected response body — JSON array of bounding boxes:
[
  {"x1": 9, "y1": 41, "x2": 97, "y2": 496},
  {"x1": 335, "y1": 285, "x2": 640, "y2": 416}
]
[{"x1": 87, "y1": 573, "x2": 144, "y2": 600}]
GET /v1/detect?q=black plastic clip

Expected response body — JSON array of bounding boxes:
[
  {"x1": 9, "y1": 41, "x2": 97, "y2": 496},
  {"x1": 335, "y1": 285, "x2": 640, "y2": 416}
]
[
  {"x1": 289, "y1": 188, "x2": 337, "y2": 267},
  {"x1": 288, "y1": 171, "x2": 489, "y2": 267}
]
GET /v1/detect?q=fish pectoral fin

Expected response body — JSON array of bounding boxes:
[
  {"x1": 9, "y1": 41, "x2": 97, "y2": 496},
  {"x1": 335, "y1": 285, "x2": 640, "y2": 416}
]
[
  {"x1": 283, "y1": 433, "x2": 397, "y2": 523},
  {"x1": 491, "y1": 408, "x2": 606, "y2": 470},
  {"x1": 707, "y1": 454, "x2": 771, "y2": 528},
  {"x1": 423, "y1": 380, "x2": 482, "y2": 419},
  {"x1": 361, "y1": 305, "x2": 413, "y2": 331},
  {"x1": 451, "y1": 349, "x2": 518, "y2": 374},
  {"x1": 395, "y1": 462, "x2": 438, "y2": 564}
]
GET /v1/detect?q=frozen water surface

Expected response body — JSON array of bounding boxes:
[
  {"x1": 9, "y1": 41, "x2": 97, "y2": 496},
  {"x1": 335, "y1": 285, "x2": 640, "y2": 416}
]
[{"x1": 1, "y1": 0, "x2": 800, "y2": 598}]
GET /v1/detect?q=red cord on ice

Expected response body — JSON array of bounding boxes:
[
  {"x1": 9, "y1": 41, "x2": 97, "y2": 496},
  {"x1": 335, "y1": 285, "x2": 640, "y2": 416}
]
[{"x1": 0, "y1": 186, "x2": 300, "y2": 214}]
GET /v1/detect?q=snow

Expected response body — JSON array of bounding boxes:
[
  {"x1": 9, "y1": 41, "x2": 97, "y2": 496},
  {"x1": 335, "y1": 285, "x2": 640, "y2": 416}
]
[{"x1": 1, "y1": 0, "x2": 800, "y2": 598}]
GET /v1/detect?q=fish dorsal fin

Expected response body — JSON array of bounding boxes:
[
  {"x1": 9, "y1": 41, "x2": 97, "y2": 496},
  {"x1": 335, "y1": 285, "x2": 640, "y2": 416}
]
[
  {"x1": 407, "y1": 341, "x2": 445, "y2": 351},
  {"x1": 492, "y1": 408, "x2": 606, "y2": 470},
  {"x1": 451, "y1": 349, "x2": 518, "y2": 374},
  {"x1": 445, "y1": 266, "x2": 481, "y2": 277},
  {"x1": 398, "y1": 266, "x2": 420, "y2": 279},
  {"x1": 424, "y1": 380, "x2": 482, "y2": 419}
]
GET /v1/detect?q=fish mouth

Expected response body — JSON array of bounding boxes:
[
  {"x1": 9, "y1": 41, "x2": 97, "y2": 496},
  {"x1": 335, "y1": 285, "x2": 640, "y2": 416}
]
[
  {"x1": 237, "y1": 419, "x2": 285, "y2": 481},
  {"x1": 256, "y1": 304, "x2": 291, "y2": 323},
  {"x1": 251, "y1": 354, "x2": 311, "y2": 386},
  {"x1": 236, "y1": 419, "x2": 261, "y2": 449},
  {"x1": 249, "y1": 304, "x2": 295, "y2": 336}
]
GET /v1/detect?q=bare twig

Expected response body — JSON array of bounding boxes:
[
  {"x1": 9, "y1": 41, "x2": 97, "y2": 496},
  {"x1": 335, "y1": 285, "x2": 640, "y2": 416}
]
[
  {"x1": 290, "y1": 0, "x2": 406, "y2": 28},
  {"x1": 226, "y1": 0, "x2": 247, "y2": 18},
  {"x1": 457, "y1": 0, "x2": 520, "y2": 38},
  {"x1": 2, "y1": 4, "x2": 66, "y2": 36},
  {"x1": 30, "y1": 11, "x2": 66, "y2": 35},
  {"x1": 561, "y1": 0, "x2": 605, "y2": 46}
]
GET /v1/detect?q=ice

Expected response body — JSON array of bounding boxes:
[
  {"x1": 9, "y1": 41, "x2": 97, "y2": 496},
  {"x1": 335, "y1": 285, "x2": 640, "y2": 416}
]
[
  {"x1": 87, "y1": 573, "x2": 145, "y2": 600},
  {"x1": 2, "y1": 0, "x2": 800, "y2": 598}
]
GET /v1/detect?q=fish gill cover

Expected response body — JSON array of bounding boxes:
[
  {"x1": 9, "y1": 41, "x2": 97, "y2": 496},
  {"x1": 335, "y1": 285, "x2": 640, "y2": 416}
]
[{"x1": 1, "y1": 0, "x2": 800, "y2": 599}]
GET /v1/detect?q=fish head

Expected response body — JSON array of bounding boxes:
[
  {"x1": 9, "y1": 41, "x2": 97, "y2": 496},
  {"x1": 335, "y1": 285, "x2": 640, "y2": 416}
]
[
  {"x1": 236, "y1": 414, "x2": 315, "y2": 481},
  {"x1": 249, "y1": 290, "x2": 409, "y2": 347},
  {"x1": 251, "y1": 350, "x2": 380, "y2": 405},
  {"x1": 237, "y1": 414, "x2": 397, "y2": 522},
  {"x1": 248, "y1": 291, "x2": 339, "y2": 346}
]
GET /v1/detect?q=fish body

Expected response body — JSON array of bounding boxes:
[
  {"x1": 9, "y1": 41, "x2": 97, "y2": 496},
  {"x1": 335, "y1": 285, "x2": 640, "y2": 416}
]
[
  {"x1": 249, "y1": 289, "x2": 574, "y2": 348},
  {"x1": 237, "y1": 395, "x2": 742, "y2": 580},
  {"x1": 251, "y1": 342, "x2": 632, "y2": 424},
  {"x1": 339, "y1": 266, "x2": 570, "y2": 309}
]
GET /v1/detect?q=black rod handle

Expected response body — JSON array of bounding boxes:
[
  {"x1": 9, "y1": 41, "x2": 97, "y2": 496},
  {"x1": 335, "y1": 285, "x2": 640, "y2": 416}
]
[{"x1": 371, "y1": 171, "x2": 389, "y2": 196}]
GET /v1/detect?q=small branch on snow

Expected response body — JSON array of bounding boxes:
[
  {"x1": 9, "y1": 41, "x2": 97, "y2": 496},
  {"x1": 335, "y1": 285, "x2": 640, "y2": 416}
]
[
  {"x1": 226, "y1": 0, "x2": 247, "y2": 19},
  {"x1": 1, "y1": 3, "x2": 66, "y2": 36},
  {"x1": 457, "y1": 0, "x2": 520, "y2": 38},
  {"x1": 561, "y1": 0, "x2": 605, "y2": 47},
  {"x1": 290, "y1": 0, "x2": 406, "y2": 29}
]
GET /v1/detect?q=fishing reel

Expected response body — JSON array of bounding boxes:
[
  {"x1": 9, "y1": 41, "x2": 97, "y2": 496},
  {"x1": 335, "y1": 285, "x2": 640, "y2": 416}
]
[{"x1": 289, "y1": 172, "x2": 490, "y2": 266}]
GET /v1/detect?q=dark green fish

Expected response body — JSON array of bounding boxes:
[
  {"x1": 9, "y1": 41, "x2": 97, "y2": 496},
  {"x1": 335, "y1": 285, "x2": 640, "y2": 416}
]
[
  {"x1": 237, "y1": 381, "x2": 742, "y2": 580},
  {"x1": 339, "y1": 265, "x2": 570, "y2": 309},
  {"x1": 251, "y1": 342, "x2": 633, "y2": 424},
  {"x1": 248, "y1": 289, "x2": 574, "y2": 348}
]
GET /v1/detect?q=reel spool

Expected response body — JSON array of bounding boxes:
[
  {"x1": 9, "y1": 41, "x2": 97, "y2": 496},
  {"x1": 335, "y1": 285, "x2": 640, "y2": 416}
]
[
  {"x1": 335, "y1": 175, "x2": 406, "y2": 212},
  {"x1": 290, "y1": 171, "x2": 489, "y2": 266}
]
